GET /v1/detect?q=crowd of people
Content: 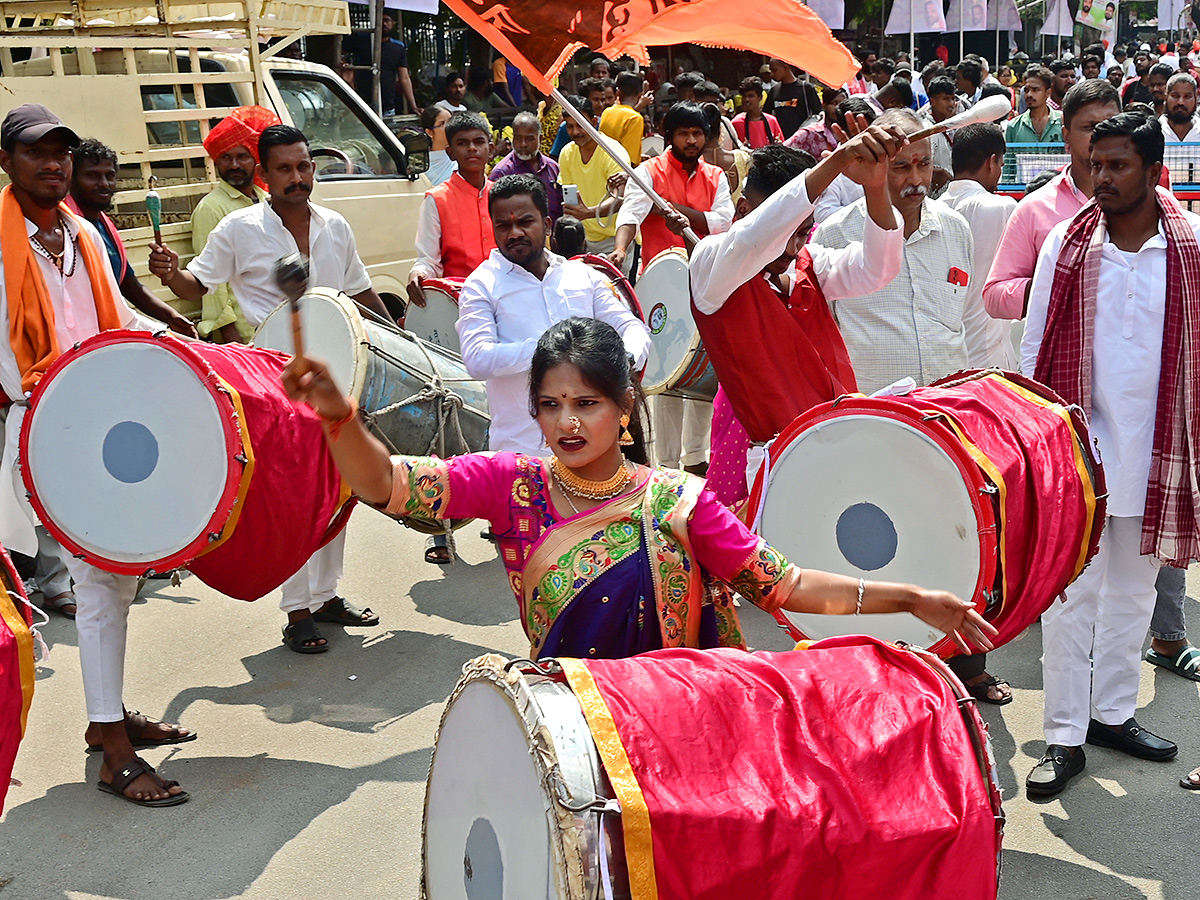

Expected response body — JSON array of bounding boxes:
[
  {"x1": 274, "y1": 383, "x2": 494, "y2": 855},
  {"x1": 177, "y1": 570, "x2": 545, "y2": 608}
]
[{"x1": 3, "y1": 33, "x2": 1200, "y2": 818}]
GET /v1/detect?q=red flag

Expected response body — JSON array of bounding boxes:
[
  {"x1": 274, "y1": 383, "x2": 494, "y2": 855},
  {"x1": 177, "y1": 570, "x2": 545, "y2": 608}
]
[{"x1": 440, "y1": 0, "x2": 859, "y2": 94}]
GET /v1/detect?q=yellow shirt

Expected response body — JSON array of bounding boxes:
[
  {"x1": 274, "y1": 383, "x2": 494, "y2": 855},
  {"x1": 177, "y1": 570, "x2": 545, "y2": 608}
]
[
  {"x1": 599, "y1": 103, "x2": 645, "y2": 164},
  {"x1": 557, "y1": 136, "x2": 630, "y2": 242}
]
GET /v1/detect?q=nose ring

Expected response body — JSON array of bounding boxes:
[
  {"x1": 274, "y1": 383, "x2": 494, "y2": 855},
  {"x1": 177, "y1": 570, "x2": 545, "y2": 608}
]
[{"x1": 569, "y1": 416, "x2": 581, "y2": 434}]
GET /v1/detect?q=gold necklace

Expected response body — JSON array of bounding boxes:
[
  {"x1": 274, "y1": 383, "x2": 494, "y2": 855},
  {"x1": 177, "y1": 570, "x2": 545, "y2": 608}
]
[{"x1": 550, "y1": 455, "x2": 631, "y2": 500}]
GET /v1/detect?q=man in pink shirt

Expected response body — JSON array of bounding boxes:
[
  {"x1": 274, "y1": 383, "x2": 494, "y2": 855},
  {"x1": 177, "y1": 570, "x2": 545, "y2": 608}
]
[
  {"x1": 982, "y1": 79, "x2": 1119, "y2": 319},
  {"x1": 985, "y1": 80, "x2": 1200, "y2": 687}
]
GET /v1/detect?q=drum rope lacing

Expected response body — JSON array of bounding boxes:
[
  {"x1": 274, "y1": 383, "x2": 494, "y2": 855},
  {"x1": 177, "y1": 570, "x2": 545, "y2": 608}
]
[{"x1": 359, "y1": 325, "x2": 478, "y2": 562}]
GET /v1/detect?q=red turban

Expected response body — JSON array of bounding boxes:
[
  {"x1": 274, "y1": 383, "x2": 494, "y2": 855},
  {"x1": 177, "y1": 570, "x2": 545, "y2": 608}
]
[{"x1": 203, "y1": 106, "x2": 282, "y2": 188}]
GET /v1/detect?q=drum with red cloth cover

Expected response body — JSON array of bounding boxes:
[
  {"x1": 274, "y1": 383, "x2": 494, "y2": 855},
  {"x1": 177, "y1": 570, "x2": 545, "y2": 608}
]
[
  {"x1": 1, "y1": 544, "x2": 36, "y2": 814},
  {"x1": 422, "y1": 639, "x2": 1003, "y2": 900},
  {"x1": 749, "y1": 369, "x2": 1106, "y2": 657},
  {"x1": 20, "y1": 331, "x2": 353, "y2": 601}
]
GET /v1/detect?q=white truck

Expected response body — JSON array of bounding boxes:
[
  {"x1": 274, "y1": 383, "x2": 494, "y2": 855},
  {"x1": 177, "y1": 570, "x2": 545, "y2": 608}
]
[{"x1": 0, "y1": 0, "x2": 427, "y2": 320}]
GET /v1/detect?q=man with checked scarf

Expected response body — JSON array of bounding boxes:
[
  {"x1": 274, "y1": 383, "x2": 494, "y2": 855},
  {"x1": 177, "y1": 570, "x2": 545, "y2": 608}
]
[{"x1": 1022, "y1": 110, "x2": 1200, "y2": 797}]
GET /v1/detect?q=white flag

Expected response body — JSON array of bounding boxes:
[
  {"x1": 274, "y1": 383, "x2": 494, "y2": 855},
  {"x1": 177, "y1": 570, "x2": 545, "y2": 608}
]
[
  {"x1": 1159, "y1": 0, "x2": 1187, "y2": 30},
  {"x1": 987, "y1": 0, "x2": 1023, "y2": 30},
  {"x1": 946, "y1": 0, "x2": 989, "y2": 30},
  {"x1": 885, "y1": 0, "x2": 948, "y2": 33},
  {"x1": 807, "y1": 0, "x2": 845, "y2": 30},
  {"x1": 1040, "y1": 0, "x2": 1075, "y2": 35}
]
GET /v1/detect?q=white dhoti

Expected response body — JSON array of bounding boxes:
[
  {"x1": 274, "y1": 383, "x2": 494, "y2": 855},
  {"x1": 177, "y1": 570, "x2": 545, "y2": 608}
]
[{"x1": 651, "y1": 396, "x2": 712, "y2": 469}]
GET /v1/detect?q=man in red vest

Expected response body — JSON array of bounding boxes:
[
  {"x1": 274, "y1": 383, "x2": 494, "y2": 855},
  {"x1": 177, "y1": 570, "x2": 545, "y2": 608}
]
[
  {"x1": 608, "y1": 101, "x2": 733, "y2": 273},
  {"x1": 690, "y1": 121, "x2": 907, "y2": 512},
  {"x1": 406, "y1": 112, "x2": 498, "y2": 308}
]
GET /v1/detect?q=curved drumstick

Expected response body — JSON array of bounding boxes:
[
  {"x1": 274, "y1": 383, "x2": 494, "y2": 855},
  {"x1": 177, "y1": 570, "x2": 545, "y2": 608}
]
[{"x1": 907, "y1": 95, "x2": 1013, "y2": 143}]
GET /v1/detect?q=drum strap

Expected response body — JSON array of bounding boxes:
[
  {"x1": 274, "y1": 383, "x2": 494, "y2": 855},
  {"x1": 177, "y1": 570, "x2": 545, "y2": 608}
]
[{"x1": 598, "y1": 820, "x2": 617, "y2": 900}]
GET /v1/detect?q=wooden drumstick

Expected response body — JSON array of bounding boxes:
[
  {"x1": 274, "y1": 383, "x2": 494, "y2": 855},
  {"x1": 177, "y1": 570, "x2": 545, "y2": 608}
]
[
  {"x1": 906, "y1": 95, "x2": 1013, "y2": 143},
  {"x1": 274, "y1": 253, "x2": 310, "y2": 375}
]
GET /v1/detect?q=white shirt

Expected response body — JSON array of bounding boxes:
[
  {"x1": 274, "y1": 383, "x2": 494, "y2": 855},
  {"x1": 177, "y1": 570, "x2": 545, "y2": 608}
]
[
  {"x1": 1159, "y1": 114, "x2": 1200, "y2": 143},
  {"x1": 814, "y1": 173, "x2": 864, "y2": 225},
  {"x1": 0, "y1": 214, "x2": 147, "y2": 554},
  {"x1": 614, "y1": 157, "x2": 735, "y2": 235},
  {"x1": 814, "y1": 196, "x2": 974, "y2": 393},
  {"x1": 1021, "y1": 213, "x2": 1200, "y2": 516},
  {"x1": 690, "y1": 169, "x2": 903, "y2": 313},
  {"x1": 435, "y1": 100, "x2": 468, "y2": 114},
  {"x1": 426, "y1": 149, "x2": 457, "y2": 186},
  {"x1": 187, "y1": 201, "x2": 371, "y2": 327},
  {"x1": 456, "y1": 250, "x2": 652, "y2": 455},
  {"x1": 940, "y1": 179, "x2": 1019, "y2": 369}
]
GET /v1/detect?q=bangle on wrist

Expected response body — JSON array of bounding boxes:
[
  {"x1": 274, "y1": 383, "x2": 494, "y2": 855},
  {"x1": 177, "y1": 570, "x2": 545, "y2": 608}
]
[
  {"x1": 318, "y1": 396, "x2": 358, "y2": 442},
  {"x1": 855, "y1": 577, "x2": 865, "y2": 615}
]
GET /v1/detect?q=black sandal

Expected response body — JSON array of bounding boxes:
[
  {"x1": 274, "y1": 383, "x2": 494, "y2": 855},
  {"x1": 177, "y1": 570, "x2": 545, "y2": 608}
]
[
  {"x1": 312, "y1": 596, "x2": 379, "y2": 627},
  {"x1": 282, "y1": 617, "x2": 329, "y2": 654},
  {"x1": 966, "y1": 675, "x2": 1013, "y2": 706},
  {"x1": 97, "y1": 756, "x2": 189, "y2": 807}
]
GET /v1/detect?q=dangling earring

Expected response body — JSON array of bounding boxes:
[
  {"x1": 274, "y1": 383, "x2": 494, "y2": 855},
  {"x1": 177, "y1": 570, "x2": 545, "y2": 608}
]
[{"x1": 619, "y1": 413, "x2": 634, "y2": 446}]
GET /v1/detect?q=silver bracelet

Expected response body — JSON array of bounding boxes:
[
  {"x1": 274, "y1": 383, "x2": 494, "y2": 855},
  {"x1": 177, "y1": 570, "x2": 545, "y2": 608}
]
[{"x1": 856, "y1": 577, "x2": 865, "y2": 615}]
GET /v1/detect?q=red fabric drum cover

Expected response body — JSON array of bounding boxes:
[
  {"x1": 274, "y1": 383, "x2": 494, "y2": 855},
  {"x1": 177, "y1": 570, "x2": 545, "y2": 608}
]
[
  {"x1": 21, "y1": 331, "x2": 352, "y2": 601},
  {"x1": 557, "y1": 639, "x2": 1003, "y2": 900},
  {"x1": 750, "y1": 370, "x2": 1105, "y2": 656},
  {"x1": 0, "y1": 544, "x2": 33, "y2": 815}
]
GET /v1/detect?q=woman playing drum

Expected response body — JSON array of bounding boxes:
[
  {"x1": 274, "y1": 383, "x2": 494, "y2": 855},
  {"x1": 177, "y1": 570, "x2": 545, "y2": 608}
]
[{"x1": 283, "y1": 317, "x2": 996, "y2": 660}]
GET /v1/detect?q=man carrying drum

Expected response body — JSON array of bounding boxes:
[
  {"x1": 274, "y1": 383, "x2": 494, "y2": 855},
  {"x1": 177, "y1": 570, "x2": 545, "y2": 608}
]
[
  {"x1": 456, "y1": 174, "x2": 650, "y2": 459},
  {"x1": 0, "y1": 105, "x2": 192, "y2": 807},
  {"x1": 611, "y1": 101, "x2": 734, "y2": 477},
  {"x1": 689, "y1": 121, "x2": 906, "y2": 515},
  {"x1": 151, "y1": 125, "x2": 388, "y2": 654}
]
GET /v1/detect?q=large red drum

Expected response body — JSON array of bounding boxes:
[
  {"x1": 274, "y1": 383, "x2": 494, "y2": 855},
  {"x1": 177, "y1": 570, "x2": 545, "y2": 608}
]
[
  {"x1": 749, "y1": 370, "x2": 1105, "y2": 657},
  {"x1": 0, "y1": 544, "x2": 33, "y2": 815},
  {"x1": 573, "y1": 253, "x2": 644, "y2": 319},
  {"x1": 423, "y1": 638, "x2": 1004, "y2": 900},
  {"x1": 20, "y1": 331, "x2": 352, "y2": 601}
]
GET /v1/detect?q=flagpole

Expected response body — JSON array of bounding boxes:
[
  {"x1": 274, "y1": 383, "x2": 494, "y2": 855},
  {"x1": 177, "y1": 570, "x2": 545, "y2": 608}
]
[
  {"x1": 959, "y1": 3, "x2": 964, "y2": 61},
  {"x1": 909, "y1": 0, "x2": 915, "y2": 62},
  {"x1": 550, "y1": 85, "x2": 701, "y2": 246}
]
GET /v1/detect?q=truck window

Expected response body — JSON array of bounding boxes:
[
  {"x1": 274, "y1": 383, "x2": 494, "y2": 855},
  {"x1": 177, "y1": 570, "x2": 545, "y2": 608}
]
[{"x1": 272, "y1": 71, "x2": 400, "y2": 177}]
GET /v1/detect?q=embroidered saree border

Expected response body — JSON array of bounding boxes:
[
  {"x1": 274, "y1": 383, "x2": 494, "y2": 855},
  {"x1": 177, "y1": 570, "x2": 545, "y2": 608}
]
[
  {"x1": 559, "y1": 658, "x2": 658, "y2": 900},
  {"x1": 0, "y1": 591, "x2": 33, "y2": 735}
]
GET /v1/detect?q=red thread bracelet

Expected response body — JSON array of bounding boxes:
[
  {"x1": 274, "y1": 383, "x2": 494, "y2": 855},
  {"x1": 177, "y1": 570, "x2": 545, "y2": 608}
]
[{"x1": 319, "y1": 396, "x2": 358, "y2": 442}]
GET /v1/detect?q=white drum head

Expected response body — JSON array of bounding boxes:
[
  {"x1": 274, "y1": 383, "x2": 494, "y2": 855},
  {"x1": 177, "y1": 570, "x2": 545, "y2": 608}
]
[
  {"x1": 760, "y1": 414, "x2": 982, "y2": 648},
  {"x1": 254, "y1": 288, "x2": 366, "y2": 398},
  {"x1": 407, "y1": 285, "x2": 462, "y2": 353},
  {"x1": 25, "y1": 341, "x2": 231, "y2": 565},
  {"x1": 637, "y1": 250, "x2": 693, "y2": 393},
  {"x1": 425, "y1": 679, "x2": 554, "y2": 899}
]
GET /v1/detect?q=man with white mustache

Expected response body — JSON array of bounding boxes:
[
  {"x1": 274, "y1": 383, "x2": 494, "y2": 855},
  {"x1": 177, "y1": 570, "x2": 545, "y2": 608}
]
[
  {"x1": 488, "y1": 111, "x2": 562, "y2": 224},
  {"x1": 814, "y1": 107, "x2": 975, "y2": 393}
]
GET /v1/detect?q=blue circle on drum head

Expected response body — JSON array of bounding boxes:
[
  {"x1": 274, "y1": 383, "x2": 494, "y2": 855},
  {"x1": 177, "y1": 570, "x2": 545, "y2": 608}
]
[
  {"x1": 102, "y1": 421, "x2": 159, "y2": 484},
  {"x1": 836, "y1": 502, "x2": 898, "y2": 571}
]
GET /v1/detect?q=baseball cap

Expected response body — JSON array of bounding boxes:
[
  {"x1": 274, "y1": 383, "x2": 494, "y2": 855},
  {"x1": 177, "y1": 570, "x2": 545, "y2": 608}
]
[
  {"x1": 1139, "y1": 42, "x2": 1153, "y2": 52},
  {"x1": 0, "y1": 104, "x2": 80, "y2": 152}
]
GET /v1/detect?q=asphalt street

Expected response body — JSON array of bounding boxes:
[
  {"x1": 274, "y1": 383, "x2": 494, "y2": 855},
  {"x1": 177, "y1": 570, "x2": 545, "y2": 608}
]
[{"x1": 1, "y1": 506, "x2": 1197, "y2": 900}]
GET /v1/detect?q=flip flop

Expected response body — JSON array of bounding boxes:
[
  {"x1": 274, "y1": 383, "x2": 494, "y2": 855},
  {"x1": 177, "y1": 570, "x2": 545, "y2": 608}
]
[
  {"x1": 312, "y1": 596, "x2": 379, "y2": 627},
  {"x1": 1145, "y1": 646, "x2": 1200, "y2": 682},
  {"x1": 965, "y1": 675, "x2": 1014, "y2": 706},
  {"x1": 424, "y1": 535, "x2": 451, "y2": 565},
  {"x1": 86, "y1": 710, "x2": 197, "y2": 752},
  {"x1": 97, "y1": 756, "x2": 189, "y2": 808},
  {"x1": 1181, "y1": 768, "x2": 1200, "y2": 790},
  {"x1": 282, "y1": 617, "x2": 329, "y2": 654},
  {"x1": 43, "y1": 592, "x2": 77, "y2": 620}
]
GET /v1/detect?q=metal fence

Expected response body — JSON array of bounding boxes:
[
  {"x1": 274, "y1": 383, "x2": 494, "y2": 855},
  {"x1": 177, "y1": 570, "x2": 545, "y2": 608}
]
[{"x1": 1001, "y1": 141, "x2": 1200, "y2": 193}]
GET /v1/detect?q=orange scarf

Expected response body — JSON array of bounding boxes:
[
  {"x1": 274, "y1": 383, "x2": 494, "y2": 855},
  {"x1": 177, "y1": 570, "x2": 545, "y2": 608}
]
[{"x1": 2, "y1": 185, "x2": 124, "y2": 394}]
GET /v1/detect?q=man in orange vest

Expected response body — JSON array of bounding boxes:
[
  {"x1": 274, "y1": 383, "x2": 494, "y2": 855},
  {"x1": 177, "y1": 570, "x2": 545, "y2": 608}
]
[
  {"x1": 608, "y1": 101, "x2": 733, "y2": 272},
  {"x1": 406, "y1": 112, "x2": 498, "y2": 309},
  {"x1": 609, "y1": 101, "x2": 734, "y2": 475}
]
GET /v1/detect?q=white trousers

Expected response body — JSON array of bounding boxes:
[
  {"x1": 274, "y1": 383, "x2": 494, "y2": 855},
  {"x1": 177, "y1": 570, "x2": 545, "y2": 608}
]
[
  {"x1": 651, "y1": 396, "x2": 711, "y2": 468},
  {"x1": 278, "y1": 529, "x2": 347, "y2": 614},
  {"x1": 1042, "y1": 516, "x2": 1162, "y2": 747},
  {"x1": 68, "y1": 557, "x2": 139, "y2": 723}
]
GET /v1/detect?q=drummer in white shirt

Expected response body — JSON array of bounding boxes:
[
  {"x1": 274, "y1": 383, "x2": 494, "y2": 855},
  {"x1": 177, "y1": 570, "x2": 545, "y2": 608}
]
[
  {"x1": 456, "y1": 174, "x2": 650, "y2": 456},
  {"x1": 151, "y1": 125, "x2": 391, "y2": 654},
  {"x1": 1160, "y1": 72, "x2": 1200, "y2": 143}
]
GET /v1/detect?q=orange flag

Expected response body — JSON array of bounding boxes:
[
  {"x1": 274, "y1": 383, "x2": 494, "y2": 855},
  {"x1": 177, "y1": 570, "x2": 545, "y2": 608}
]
[{"x1": 441, "y1": 0, "x2": 859, "y2": 93}]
